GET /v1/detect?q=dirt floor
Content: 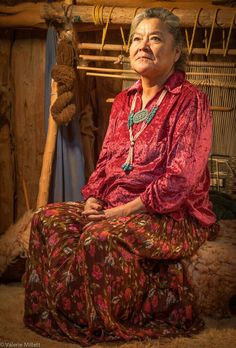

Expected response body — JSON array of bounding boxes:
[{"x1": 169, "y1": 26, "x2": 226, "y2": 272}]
[{"x1": 0, "y1": 283, "x2": 236, "y2": 348}]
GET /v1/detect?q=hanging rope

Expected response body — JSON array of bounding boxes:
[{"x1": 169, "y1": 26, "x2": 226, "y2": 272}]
[
  {"x1": 222, "y1": 29, "x2": 226, "y2": 50},
  {"x1": 185, "y1": 9, "x2": 202, "y2": 55},
  {"x1": 120, "y1": 26, "x2": 127, "y2": 52},
  {"x1": 206, "y1": 9, "x2": 219, "y2": 56},
  {"x1": 92, "y1": 5, "x2": 104, "y2": 26},
  {"x1": 224, "y1": 13, "x2": 236, "y2": 57},
  {"x1": 100, "y1": 7, "x2": 114, "y2": 51}
]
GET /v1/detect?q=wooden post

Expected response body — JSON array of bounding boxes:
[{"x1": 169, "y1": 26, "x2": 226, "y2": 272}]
[{"x1": 36, "y1": 80, "x2": 58, "y2": 209}]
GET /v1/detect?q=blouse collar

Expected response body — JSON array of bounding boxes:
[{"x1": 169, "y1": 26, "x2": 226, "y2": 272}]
[{"x1": 127, "y1": 70, "x2": 185, "y2": 95}]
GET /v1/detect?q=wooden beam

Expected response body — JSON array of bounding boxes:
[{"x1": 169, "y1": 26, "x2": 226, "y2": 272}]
[
  {"x1": 68, "y1": 5, "x2": 236, "y2": 28},
  {"x1": 78, "y1": 43, "x2": 236, "y2": 56},
  {"x1": 75, "y1": 1, "x2": 225, "y2": 9},
  {"x1": 0, "y1": 2, "x2": 236, "y2": 28},
  {"x1": 0, "y1": 3, "x2": 46, "y2": 28}
]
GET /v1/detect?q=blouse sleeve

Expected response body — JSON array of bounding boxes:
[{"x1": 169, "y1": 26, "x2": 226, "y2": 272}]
[
  {"x1": 140, "y1": 90, "x2": 212, "y2": 214},
  {"x1": 81, "y1": 92, "x2": 124, "y2": 201}
]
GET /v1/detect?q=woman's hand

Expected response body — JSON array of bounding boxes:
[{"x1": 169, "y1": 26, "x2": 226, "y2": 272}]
[
  {"x1": 82, "y1": 197, "x2": 105, "y2": 221},
  {"x1": 103, "y1": 205, "x2": 127, "y2": 219},
  {"x1": 82, "y1": 197, "x2": 146, "y2": 222},
  {"x1": 104, "y1": 197, "x2": 146, "y2": 219}
]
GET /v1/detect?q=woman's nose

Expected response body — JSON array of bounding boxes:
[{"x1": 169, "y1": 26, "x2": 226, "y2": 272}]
[{"x1": 138, "y1": 38, "x2": 150, "y2": 51}]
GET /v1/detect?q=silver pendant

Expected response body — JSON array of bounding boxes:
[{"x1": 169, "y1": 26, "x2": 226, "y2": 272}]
[{"x1": 132, "y1": 109, "x2": 148, "y2": 124}]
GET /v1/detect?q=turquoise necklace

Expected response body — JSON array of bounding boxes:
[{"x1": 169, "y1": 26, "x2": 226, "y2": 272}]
[{"x1": 122, "y1": 89, "x2": 167, "y2": 172}]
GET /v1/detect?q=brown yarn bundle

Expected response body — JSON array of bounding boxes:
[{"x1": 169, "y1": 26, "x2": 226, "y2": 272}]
[{"x1": 51, "y1": 39, "x2": 77, "y2": 125}]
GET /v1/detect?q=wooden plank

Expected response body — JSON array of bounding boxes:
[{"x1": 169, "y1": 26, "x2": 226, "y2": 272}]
[
  {"x1": 11, "y1": 30, "x2": 46, "y2": 219},
  {"x1": 0, "y1": 3, "x2": 46, "y2": 28},
  {"x1": 0, "y1": 31, "x2": 14, "y2": 234}
]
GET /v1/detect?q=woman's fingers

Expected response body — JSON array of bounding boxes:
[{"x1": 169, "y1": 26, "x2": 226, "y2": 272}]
[
  {"x1": 84, "y1": 202, "x2": 102, "y2": 212},
  {"x1": 86, "y1": 214, "x2": 106, "y2": 221},
  {"x1": 90, "y1": 202, "x2": 103, "y2": 210},
  {"x1": 82, "y1": 208, "x2": 103, "y2": 216},
  {"x1": 82, "y1": 208, "x2": 105, "y2": 221}
]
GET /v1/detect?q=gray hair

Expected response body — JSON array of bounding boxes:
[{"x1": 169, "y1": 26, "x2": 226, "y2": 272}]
[{"x1": 130, "y1": 7, "x2": 187, "y2": 71}]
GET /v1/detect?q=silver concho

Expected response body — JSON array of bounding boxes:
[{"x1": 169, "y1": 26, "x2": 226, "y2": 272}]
[{"x1": 132, "y1": 109, "x2": 148, "y2": 124}]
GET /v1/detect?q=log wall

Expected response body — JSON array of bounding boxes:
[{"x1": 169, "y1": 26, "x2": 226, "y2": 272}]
[
  {"x1": 0, "y1": 29, "x2": 46, "y2": 231},
  {"x1": 0, "y1": 30, "x2": 14, "y2": 234},
  {"x1": 12, "y1": 30, "x2": 46, "y2": 219}
]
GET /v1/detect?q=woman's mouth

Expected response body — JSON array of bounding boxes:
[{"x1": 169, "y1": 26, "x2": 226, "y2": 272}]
[{"x1": 136, "y1": 56, "x2": 152, "y2": 61}]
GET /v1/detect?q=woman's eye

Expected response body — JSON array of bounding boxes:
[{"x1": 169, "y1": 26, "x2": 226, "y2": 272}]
[
  {"x1": 133, "y1": 36, "x2": 141, "y2": 42},
  {"x1": 150, "y1": 36, "x2": 161, "y2": 42}
]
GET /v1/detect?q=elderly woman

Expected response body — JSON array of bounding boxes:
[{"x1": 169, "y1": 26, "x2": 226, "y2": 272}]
[{"x1": 24, "y1": 7, "x2": 216, "y2": 346}]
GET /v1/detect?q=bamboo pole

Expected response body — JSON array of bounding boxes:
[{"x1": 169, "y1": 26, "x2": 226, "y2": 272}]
[
  {"x1": 78, "y1": 43, "x2": 236, "y2": 56},
  {"x1": 36, "y1": 80, "x2": 58, "y2": 209}
]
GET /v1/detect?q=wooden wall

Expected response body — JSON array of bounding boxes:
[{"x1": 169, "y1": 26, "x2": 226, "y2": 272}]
[
  {"x1": 0, "y1": 26, "x2": 123, "y2": 234},
  {"x1": 0, "y1": 29, "x2": 46, "y2": 233},
  {"x1": 0, "y1": 31, "x2": 14, "y2": 234}
]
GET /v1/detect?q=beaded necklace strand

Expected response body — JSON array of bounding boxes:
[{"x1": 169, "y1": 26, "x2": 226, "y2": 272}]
[{"x1": 121, "y1": 88, "x2": 167, "y2": 172}]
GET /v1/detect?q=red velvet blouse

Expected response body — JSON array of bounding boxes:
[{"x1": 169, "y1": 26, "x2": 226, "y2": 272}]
[{"x1": 82, "y1": 71, "x2": 216, "y2": 227}]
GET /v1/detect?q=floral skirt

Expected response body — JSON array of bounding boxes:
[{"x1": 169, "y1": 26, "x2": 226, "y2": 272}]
[{"x1": 24, "y1": 201, "x2": 210, "y2": 346}]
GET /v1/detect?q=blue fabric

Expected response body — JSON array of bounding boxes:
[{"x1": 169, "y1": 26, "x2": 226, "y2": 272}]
[{"x1": 44, "y1": 27, "x2": 85, "y2": 203}]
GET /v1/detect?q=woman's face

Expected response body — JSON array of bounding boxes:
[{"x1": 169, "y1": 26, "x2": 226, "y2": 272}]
[{"x1": 129, "y1": 18, "x2": 180, "y2": 82}]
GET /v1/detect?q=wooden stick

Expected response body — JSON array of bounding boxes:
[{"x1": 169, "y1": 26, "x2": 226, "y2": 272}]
[
  {"x1": 22, "y1": 177, "x2": 30, "y2": 211},
  {"x1": 210, "y1": 106, "x2": 234, "y2": 111},
  {"x1": 79, "y1": 55, "x2": 236, "y2": 67},
  {"x1": 78, "y1": 43, "x2": 236, "y2": 56},
  {"x1": 79, "y1": 54, "x2": 130, "y2": 63},
  {"x1": 186, "y1": 72, "x2": 236, "y2": 77},
  {"x1": 77, "y1": 66, "x2": 136, "y2": 74},
  {"x1": 78, "y1": 43, "x2": 125, "y2": 51},
  {"x1": 86, "y1": 72, "x2": 137, "y2": 80},
  {"x1": 36, "y1": 80, "x2": 58, "y2": 209},
  {"x1": 87, "y1": 72, "x2": 236, "y2": 89},
  {"x1": 189, "y1": 48, "x2": 236, "y2": 56},
  {"x1": 187, "y1": 61, "x2": 236, "y2": 68}
]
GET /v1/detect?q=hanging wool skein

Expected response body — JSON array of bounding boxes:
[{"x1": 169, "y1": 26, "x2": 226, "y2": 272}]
[{"x1": 51, "y1": 39, "x2": 77, "y2": 125}]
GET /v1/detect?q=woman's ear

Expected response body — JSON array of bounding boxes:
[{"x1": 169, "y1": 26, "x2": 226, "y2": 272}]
[{"x1": 174, "y1": 47, "x2": 181, "y2": 63}]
